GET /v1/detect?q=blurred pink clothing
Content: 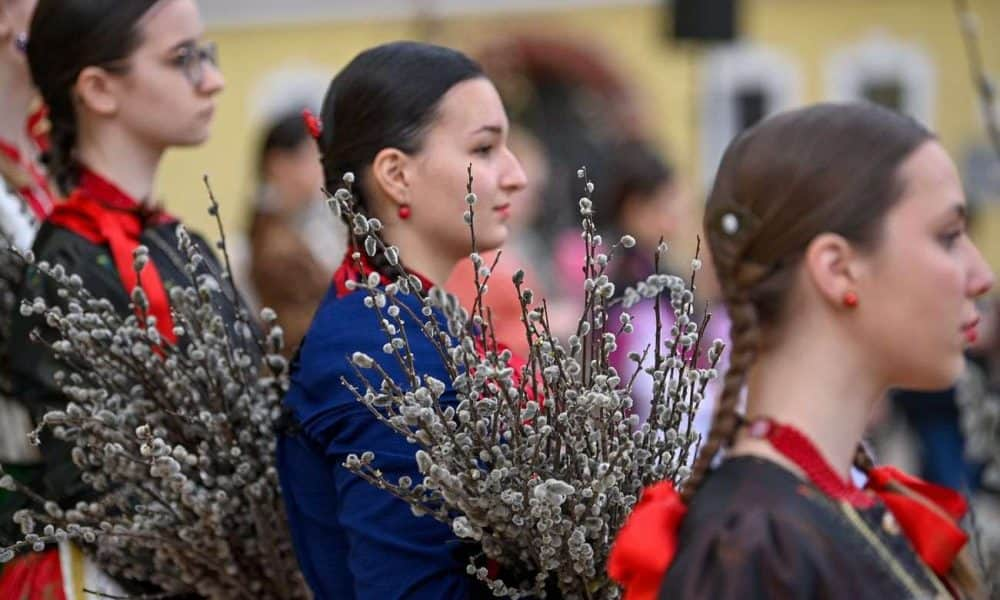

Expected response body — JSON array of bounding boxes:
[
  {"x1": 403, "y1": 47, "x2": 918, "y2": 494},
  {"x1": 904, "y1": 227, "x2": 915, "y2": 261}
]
[
  {"x1": 611, "y1": 299, "x2": 731, "y2": 443},
  {"x1": 446, "y1": 249, "x2": 544, "y2": 358}
]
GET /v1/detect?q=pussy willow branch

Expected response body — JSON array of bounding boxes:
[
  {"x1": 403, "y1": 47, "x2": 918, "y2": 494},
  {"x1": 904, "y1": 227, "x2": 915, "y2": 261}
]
[{"x1": 954, "y1": 0, "x2": 1000, "y2": 162}]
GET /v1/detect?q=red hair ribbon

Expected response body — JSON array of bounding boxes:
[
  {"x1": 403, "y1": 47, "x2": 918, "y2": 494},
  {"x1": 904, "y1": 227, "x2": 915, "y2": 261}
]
[
  {"x1": 607, "y1": 481, "x2": 687, "y2": 600},
  {"x1": 302, "y1": 108, "x2": 322, "y2": 140}
]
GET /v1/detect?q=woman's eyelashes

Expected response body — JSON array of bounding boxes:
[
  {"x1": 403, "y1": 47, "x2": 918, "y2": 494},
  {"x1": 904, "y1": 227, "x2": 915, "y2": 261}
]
[
  {"x1": 938, "y1": 228, "x2": 964, "y2": 249},
  {"x1": 472, "y1": 143, "x2": 494, "y2": 157}
]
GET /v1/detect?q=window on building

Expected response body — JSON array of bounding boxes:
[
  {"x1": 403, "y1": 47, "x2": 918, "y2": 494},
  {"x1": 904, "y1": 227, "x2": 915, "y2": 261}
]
[
  {"x1": 861, "y1": 79, "x2": 905, "y2": 112},
  {"x1": 826, "y1": 33, "x2": 934, "y2": 125},
  {"x1": 735, "y1": 86, "x2": 769, "y2": 131},
  {"x1": 700, "y1": 43, "x2": 801, "y2": 185}
]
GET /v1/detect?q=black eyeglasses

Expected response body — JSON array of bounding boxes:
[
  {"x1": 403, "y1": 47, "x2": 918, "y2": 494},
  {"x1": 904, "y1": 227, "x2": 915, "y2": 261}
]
[{"x1": 170, "y1": 41, "x2": 219, "y2": 88}]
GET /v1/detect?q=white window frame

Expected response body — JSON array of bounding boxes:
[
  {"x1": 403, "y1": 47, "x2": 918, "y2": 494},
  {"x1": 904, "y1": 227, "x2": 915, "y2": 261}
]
[
  {"x1": 700, "y1": 42, "x2": 802, "y2": 186},
  {"x1": 825, "y1": 31, "x2": 936, "y2": 127}
]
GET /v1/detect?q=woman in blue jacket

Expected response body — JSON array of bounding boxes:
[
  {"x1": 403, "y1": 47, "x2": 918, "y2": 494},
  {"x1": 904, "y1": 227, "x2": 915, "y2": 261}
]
[{"x1": 277, "y1": 41, "x2": 527, "y2": 599}]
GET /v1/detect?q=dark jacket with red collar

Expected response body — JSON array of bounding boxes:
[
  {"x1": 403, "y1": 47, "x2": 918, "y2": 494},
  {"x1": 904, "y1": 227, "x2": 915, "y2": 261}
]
[{"x1": 0, "y1": 169, "x2": 245, "y2": 545}]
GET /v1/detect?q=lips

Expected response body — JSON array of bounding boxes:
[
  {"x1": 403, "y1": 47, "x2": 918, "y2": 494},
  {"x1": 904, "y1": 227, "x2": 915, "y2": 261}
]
[
  {"x1": 961, "y1": 315, "x2": 980, "y2": 344},
  {"x1": 494, "y1": 203, "x2": 511, "y2": 216}
]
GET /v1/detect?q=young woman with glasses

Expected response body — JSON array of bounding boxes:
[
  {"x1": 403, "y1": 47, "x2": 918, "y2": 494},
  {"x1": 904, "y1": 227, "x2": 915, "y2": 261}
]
[{"x1": 0, "y1": 0, "x2": 226, "y2": 593}]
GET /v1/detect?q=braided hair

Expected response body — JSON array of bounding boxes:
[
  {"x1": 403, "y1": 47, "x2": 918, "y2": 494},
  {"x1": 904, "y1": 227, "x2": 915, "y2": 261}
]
[
  {"x1": 682, "y1": 103, "x2": 933, "y2": 502},
  {"x1": 315, "y1": 41, "x2": 483, "y2": 275},
  {"x1": 26, "y1": 0, "x2": 160, "y2": 195}
]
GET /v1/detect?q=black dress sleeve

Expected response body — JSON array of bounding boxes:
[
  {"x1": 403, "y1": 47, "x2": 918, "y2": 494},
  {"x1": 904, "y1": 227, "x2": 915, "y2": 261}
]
[{"x1": 659, "y1": 505, "x2": 862, "y2": 600}]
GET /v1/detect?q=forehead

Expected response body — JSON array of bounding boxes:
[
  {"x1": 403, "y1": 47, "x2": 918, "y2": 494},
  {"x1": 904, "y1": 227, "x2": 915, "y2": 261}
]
[
  {"x1": 136, "y1": 0, "x2": 204, "y2": 50},
  {"x1": 888, "y1": 141, "x2": 964, "y2": 225},
  {"x1": 431, "y1": 78, "x2": 507, "y2": 132}
]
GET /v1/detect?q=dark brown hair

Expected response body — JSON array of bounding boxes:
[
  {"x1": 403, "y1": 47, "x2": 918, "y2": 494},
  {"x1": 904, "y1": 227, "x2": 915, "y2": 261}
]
[
  {"x1": 684, "y1": 103, "x2": 934, "y2": 501},
  {"x1": 317, "y1": 41, "x2": 483, "y2": 273},
  {"x1": 599, "y1": 140, "x2": 675, "y2": 232},
  {"x1": 318, "y1": 41, "x2": 483, "y2": 211}
]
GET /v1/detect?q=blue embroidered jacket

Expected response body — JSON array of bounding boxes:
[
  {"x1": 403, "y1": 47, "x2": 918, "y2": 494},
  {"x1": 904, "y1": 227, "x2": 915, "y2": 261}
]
[{"x1": 277, "y1": 282, "x2": 480, "y2": 600}]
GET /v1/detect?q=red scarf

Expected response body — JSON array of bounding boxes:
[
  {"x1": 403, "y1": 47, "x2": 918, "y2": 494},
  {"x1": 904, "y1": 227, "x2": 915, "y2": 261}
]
[
  {"x1": 332, "y1": 246, "x2": 434, "y2": 298},
  {"x1": 47, "y1": 168, "x2": 178, "y2": 345},
  {"x1": 608, "y1": 417, "x2": 968, "y2": 599},
  {"x1": 0, "y1": 137, "x2": 57, "y2": 221},
  {"x1": 0, "y1": 549, "x2": 66, "y2": 600},
  {"x1": 331, "y1": 246, "x2": 528, "y2": 370}
]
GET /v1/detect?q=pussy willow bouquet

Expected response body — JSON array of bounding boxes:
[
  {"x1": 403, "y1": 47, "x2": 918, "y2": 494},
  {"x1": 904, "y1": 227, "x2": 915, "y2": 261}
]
[
  {"x1": 335, "y1": 168, "x2": 724, "y2": 599},
  {"x1": 0, "y1": 185, "x2": 309, "y2": 599}
]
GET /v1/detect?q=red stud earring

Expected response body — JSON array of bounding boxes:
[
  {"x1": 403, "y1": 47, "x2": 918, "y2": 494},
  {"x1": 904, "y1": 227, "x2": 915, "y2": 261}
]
[
  {"x1": 843, "y1": 291, "x2": 858, "y2": 308},
  {"x1": 398, "y1": 204, "x2": 411, "y2": 220}
]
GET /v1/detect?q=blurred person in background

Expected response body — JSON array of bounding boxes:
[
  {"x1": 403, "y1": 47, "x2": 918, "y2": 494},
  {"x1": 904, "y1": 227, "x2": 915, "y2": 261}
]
[
  {"x1": 1, "y1": 0, "x2": 228, "y2": 594},
  {"x1": 601, "y1": 140, "x2": 730, "y2": 436},
  {"x1": 248, "y1": 110, "x2": 345, "y2": 357},
  {"x1": 599, "y1": 140, "x2": 683, "y2": 292}
]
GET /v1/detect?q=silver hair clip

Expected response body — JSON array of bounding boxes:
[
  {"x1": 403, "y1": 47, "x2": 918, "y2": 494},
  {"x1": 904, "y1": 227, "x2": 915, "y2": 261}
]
[{"x1": 721, "y1": 212, "x2": 740, "y2": 235}]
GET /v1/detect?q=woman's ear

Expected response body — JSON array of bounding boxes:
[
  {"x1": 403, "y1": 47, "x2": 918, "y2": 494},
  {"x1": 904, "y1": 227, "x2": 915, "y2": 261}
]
[
  {"x1": 370, "y1": 147, "x2": 410, "y2": 208},
  {"x1": 74, "y1": 66, "x2": 121, "y2": 117},
  {"x1": 802, "y1": 232, "x2": 860, "y2": 307}
]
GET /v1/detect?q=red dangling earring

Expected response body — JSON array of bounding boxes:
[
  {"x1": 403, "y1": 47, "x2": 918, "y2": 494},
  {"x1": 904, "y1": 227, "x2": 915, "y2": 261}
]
[
  {"x1": 398, "y1": 204, "x2": 411, "y2": 220},
  {"x1": 843, "y1": 291, "x2": 858, "y2": 308}
]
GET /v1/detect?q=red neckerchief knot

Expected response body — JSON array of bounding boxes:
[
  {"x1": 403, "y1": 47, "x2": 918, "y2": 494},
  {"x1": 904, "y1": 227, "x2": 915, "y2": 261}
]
[
  {"x1": 607, "y1": 481, "x2": 687, "y2": 600},
  {"x1": 331, "y1": 246, "x2": 434, "y2": 298},
  {"x1": 47, "y1": 168, "x2": 178, "y2": 345},
  {"x1": 751, "y1": 417, "x2": 967, "y2": 578},
  {"x1": 865, "y1": 464, "x2": 968, "y2": 577},
  {"x1": 607, "y1": 417, "x2": 969, "y2": 600}
]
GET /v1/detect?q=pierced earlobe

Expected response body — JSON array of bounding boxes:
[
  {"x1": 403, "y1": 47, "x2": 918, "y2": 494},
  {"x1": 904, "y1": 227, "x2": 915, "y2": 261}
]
[{"x1": 14, "y1": 33, "x2": 28, "y2": 53}]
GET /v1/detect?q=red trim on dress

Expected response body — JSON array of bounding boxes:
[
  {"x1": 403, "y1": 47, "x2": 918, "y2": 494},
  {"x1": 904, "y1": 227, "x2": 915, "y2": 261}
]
[
  {"x1": 608, "y1": 417, "x2": 970, "y2": 599},
  {"x1": 0, "y1": 549, "x2": 67, "y2": 600}
]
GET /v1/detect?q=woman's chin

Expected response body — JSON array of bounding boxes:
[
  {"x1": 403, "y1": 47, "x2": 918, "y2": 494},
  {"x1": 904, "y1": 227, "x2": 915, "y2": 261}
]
[
  {"x1": 897, "y1": 359, "x2": 963, "y2": 392},
  {"x1": 475, "y1": 226, "x2": 510, "y2": 253}
]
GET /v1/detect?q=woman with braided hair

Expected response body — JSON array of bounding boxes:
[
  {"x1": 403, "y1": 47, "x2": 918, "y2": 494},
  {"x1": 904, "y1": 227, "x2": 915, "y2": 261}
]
[
  {"x1": 609, "y1": 103, "x2": 993, "y2": 599},
  {"x1": 1, "y1": 0, "x2": 228, "y2": 594},
  {"x1": 276, "y1": 41, "x2": 527, "y2": 599}
]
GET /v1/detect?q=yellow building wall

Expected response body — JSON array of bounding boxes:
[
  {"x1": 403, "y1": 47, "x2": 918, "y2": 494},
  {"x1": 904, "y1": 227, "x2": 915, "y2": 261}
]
[{"x1": 158, "y1": 0, "x2": 1000, "y2": 265}]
